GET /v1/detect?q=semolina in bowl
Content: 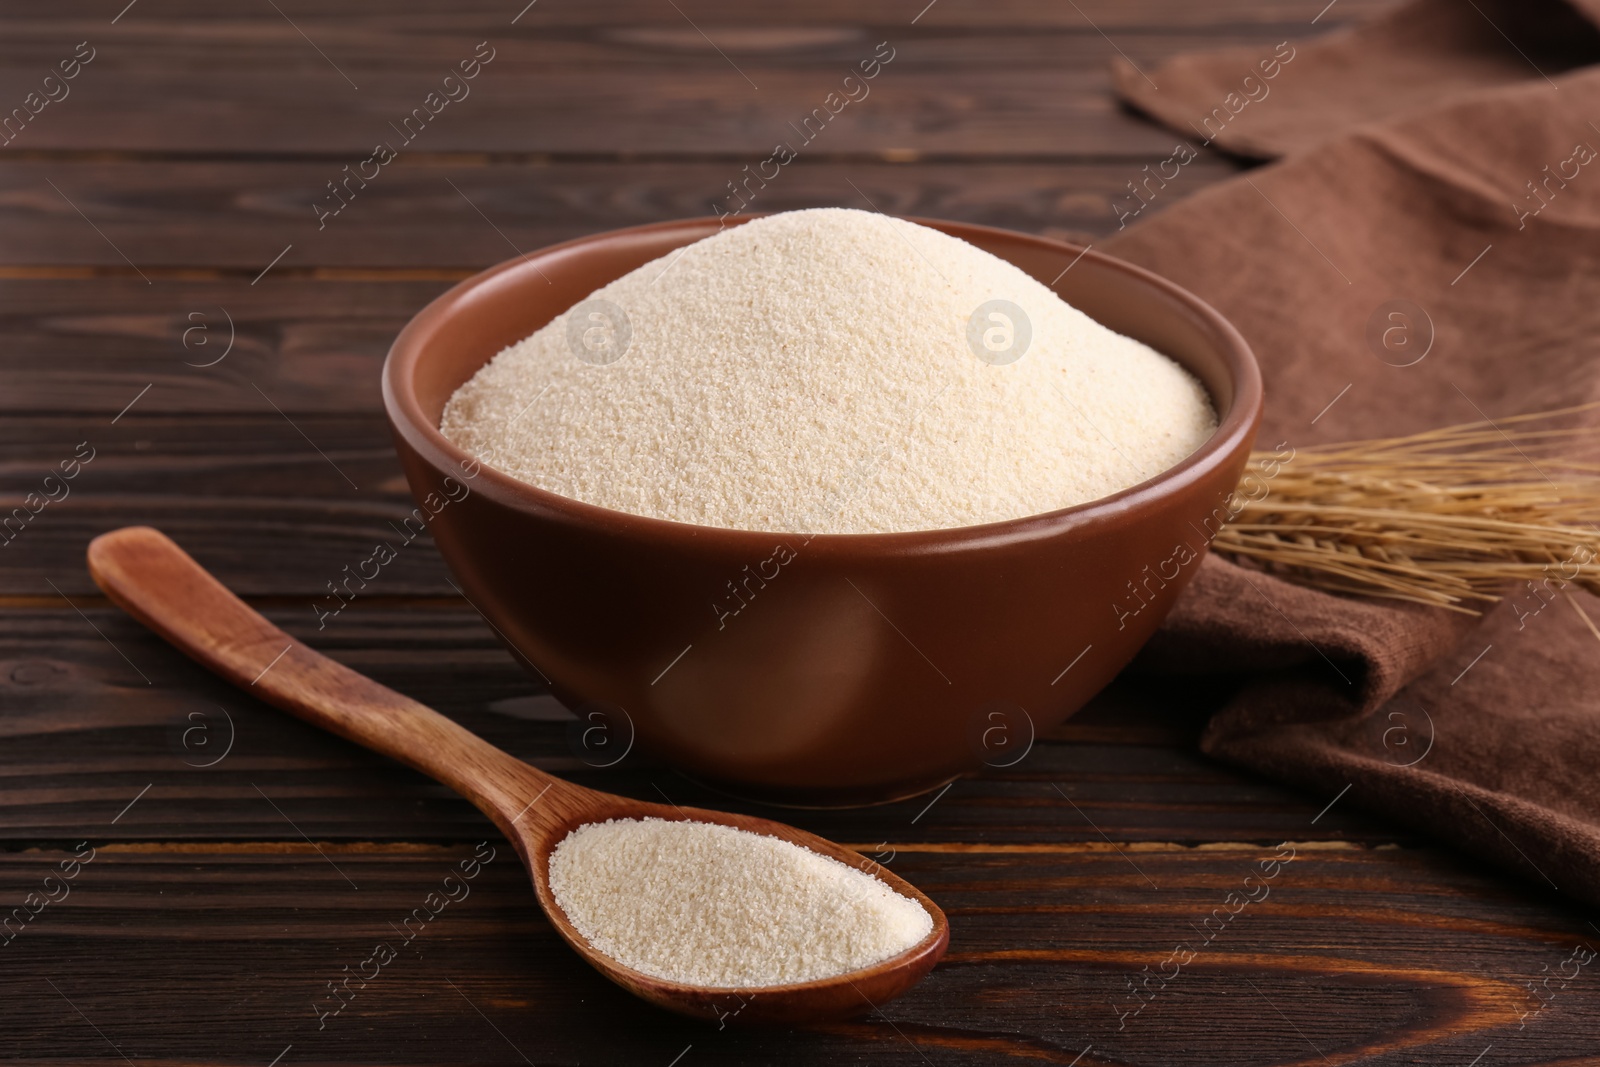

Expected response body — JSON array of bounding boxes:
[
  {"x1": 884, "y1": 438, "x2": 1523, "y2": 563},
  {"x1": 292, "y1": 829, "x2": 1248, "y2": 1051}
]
[{"x1": 382, "y1": 215, "x2": 1261, "y2": 806}]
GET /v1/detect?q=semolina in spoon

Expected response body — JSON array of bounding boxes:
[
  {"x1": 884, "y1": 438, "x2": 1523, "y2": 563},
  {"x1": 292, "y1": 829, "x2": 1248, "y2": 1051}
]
[{"x1": 86, "y1": 526, "x2": 948, "y2": 1025}]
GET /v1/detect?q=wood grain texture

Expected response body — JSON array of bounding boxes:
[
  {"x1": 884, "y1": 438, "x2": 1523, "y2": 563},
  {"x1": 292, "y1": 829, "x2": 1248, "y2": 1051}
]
[
  {"x1": 0, "y1": 280, "x2": 441, "y2": 414},
  {"x1": 0, "y1": 0, "x2": 1398, "y2": 32},
  {"x1": 0, "y1": 3, "x2": 1377, "y2": 157},
  {"x1": 0, "y1": 159, "x2": 1233, "y2": 268},
  {"x1": 11, "y1": 0, "x2": 1600, "y2": 1058},
  {"x1": 0, "y1": 602, "x2": 1384, "y2": 848},
  {"x1": 1, "y1": 841, "x2": 1592, "y2": 1065},
  {"x1": 0, "y1": 30, "x2": 1231, "y2": 156}
]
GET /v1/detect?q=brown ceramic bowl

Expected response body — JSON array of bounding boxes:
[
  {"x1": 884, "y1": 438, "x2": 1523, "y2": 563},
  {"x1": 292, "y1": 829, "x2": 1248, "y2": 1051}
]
[{"x1": 383, "y1": 216, "x2": 1261, "y2": 806}]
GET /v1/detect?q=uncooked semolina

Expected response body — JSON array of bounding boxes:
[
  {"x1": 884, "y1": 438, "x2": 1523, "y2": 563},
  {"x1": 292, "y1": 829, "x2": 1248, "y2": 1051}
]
[
  {"x1": 440, "y1": 208, "x2": 1216, "y2": 533},
  {"x1": 546, "y1": 817, "x2": 933, "y2": 987}
]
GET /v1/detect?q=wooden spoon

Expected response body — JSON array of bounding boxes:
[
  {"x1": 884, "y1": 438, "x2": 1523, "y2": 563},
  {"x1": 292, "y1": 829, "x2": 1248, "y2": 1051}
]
[{"x1": 87, "y1": 526, "x2": 948, "y2": 1025}]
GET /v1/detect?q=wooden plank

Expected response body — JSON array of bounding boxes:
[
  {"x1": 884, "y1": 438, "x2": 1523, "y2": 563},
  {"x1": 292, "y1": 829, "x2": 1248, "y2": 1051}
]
[
  {"x1": 15, "y1": 2, "x2": 1587, "y2": 1061},
  {"x1": 0, "y1": 25, "x2": 1309, "y2": 156},
  {"x1": 0, "y1": 603, "x2": 1394, "y2": 846},
  {"x1": 0, "y1": 839, "x2": 1588, "y2": 1065},
  {"x1": 0, "y1": 123, "x2": 1226, "y2": 412},
  {"x1": 0, "y1": 158, "x2": 1236, "y2": 269},
  {"x1": 0, "y1": 415, "x2": 423, "y2": 597},
  {"x1": 0, "y1": 158, "x2": 1238, "y2": 411},
  {"x1": 0, "y1": 280, "x2": 442, "y2": 415},
  {"x1": 0, "y1": 415, "x2": 402, "y2": 498},
  {"x1": 0, "y1": 0, "x2": 1398, "y2": 33}
]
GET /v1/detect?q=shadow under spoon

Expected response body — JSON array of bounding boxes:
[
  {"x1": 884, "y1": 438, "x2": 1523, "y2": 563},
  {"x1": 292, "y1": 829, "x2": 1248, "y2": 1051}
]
[{"x1": 85, "y1": 526, "x2": 949, "y2": 1025}]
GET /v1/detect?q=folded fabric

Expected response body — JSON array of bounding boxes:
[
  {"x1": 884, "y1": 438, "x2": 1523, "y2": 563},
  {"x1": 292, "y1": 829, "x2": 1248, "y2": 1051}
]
[
  {"x1": 1103, "y1": 6, "x2": 1600, "y2": 904},
  {"x1": 1111, "y1": 0, "x2": 1600, "y2": 159}
]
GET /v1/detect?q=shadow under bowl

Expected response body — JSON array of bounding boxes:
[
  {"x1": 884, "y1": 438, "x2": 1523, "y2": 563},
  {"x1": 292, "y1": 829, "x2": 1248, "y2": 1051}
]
[{"x1": 382, "y1": 216, "x2": 1262, "y2": 807}]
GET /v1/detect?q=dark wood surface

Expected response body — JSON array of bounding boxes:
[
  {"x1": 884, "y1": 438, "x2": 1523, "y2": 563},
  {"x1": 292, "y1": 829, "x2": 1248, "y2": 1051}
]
[{"x1": 5, "y1": 1, "x2": 1597, "y2": 1064}]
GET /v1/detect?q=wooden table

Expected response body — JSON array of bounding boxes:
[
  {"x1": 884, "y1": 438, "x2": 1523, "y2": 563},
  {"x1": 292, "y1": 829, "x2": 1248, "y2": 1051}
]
[{"x1": 4, "y1": 2, "x2": 1596, "y2": 1063}]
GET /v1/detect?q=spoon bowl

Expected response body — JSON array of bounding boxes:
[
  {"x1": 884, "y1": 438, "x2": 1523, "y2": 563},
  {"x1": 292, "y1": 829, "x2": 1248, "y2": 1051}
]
[{"x1": 86, "y1": 526, "x2": 948, "y2": 1024}]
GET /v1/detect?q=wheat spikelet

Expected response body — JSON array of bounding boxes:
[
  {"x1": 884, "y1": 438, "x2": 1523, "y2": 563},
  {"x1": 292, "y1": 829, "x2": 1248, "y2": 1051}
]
[{"x1": 1213, "y1": 403, "x2": 1600, "y2": 625}]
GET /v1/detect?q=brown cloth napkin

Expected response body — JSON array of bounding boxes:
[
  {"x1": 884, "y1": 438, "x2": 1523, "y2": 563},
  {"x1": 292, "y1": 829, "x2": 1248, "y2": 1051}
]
[
  {"x1": 1100, "y1": 3, "x2": 1600, "y2": 905},
  {"x1": 1111, "y1": 0, "x2": 1600, "y2": 159}
]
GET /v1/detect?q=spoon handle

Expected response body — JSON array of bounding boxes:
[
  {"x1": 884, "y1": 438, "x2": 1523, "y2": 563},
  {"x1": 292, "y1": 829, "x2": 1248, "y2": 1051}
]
[{"x1": 86, "y1": 526, "x2": 560, "y2": 833}]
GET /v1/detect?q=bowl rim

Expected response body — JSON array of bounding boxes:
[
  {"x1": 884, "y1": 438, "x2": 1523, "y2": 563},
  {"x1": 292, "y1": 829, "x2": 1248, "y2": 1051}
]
[{"x1": 382, "y1": 214, "x2": 1263, "y2": 555}]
